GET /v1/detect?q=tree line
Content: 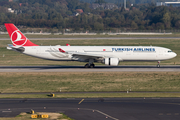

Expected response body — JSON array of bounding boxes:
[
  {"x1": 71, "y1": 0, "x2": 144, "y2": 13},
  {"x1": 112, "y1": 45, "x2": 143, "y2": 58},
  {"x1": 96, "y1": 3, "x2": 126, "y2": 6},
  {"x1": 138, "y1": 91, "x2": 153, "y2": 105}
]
[
  {"x1": 0, "y1": 0, "x2": 180, "y2": 31},
  {"x1": 80, "y1": 0, "x2": 173, "y2": 4}
]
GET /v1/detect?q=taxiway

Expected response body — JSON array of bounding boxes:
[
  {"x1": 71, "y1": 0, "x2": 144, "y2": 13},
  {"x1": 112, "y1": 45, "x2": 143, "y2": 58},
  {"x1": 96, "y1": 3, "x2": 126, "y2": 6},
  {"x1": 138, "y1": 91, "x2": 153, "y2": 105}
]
[
  {"x1": 0, "y1": 65, "x2": 180, "y2": 72},
  {"x1": 0, "y1": 98, "x2": 180, "y2": 120}
]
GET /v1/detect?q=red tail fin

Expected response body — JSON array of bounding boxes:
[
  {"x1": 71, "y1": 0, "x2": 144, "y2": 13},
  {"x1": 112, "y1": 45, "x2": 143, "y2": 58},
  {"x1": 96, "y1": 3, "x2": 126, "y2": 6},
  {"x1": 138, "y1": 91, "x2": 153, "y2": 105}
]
[{"x1": 5, "y1": 23, "x2": 38, "y2": 46}]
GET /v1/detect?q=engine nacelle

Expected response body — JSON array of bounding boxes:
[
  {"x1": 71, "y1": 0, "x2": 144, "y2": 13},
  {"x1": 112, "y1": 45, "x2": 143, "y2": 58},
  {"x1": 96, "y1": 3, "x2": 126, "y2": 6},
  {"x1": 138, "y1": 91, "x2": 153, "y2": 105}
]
[{"x1": 103, "y1": 58, "x2": 119, "y2": 66}]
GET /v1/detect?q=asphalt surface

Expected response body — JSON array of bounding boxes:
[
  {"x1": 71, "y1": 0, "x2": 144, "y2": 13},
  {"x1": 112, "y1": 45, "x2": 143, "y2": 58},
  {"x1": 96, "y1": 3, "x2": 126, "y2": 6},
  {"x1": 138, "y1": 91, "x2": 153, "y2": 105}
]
[
  {"x1": 1, "y1": 37, "x2": 180, "y2": 40},
  {"x1": 0, "y1": 65, "x2": 180, "y2": 72},
  {"x1": 0, "y1": 98, "x2": 180, "y2": 120}
]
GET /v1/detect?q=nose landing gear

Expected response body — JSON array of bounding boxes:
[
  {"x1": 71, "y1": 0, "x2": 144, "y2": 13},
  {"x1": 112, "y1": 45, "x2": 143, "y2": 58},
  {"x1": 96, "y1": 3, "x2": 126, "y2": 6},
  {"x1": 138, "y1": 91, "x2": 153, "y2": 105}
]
[{"x1": 157, "y1": 61, "x2": 160, "y2": 68}]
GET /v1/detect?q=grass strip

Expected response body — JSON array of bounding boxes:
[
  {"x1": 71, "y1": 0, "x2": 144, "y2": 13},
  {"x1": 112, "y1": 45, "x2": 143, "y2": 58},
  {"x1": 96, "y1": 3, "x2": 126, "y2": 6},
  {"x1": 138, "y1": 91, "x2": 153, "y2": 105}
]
[
  {"x1": 0, "y1": 72, "x2": 180, "y2": 93},
  {"x1": 0, "y1": 93, "x2": 180, "y2": 98}
]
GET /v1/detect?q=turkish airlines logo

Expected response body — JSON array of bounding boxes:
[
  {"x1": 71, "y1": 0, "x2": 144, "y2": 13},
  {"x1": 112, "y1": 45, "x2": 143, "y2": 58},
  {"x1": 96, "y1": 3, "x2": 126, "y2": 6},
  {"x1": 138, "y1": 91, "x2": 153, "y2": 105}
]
[{"x1": 11, "y1": 30, "x2": 27, "y2": 46}]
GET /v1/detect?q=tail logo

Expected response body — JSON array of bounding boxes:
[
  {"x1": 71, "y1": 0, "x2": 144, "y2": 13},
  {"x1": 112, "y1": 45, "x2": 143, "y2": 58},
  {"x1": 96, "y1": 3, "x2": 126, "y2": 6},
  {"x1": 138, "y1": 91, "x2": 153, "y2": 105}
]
[{"x1": 11, "y1": 30, "x2": 27, "y2": 46}]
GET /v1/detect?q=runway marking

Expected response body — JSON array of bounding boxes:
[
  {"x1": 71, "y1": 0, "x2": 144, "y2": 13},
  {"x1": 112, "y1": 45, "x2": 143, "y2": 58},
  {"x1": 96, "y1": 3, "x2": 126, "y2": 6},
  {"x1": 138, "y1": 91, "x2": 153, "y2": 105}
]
[
  {"x1": 95, "y1": 110, "x2": 119, "y2": 120},
  {"x1": 66, "y1": 98, "x2": 75, "y2": 99},
  {"x1": 2, "y1": 111, "x2": 12, "y2": 113},
  {"x1": 79, "y1": 108, "x2": 119, "y2": 120},
  {"x1": 167, "y1": 113, "x2": 171, "y2": 115},
  {"x1": 159, "y1": 113, "x2": 180, "y2": 116},
  {"x1": 159, "y1": 113, "x2": 163, "y2": 115},
  {"x1": 151, "y1": 98, "x2": 160, "y2": 99},
  {"x1": 175, "y1": 113, "x2": 179, "y2": 115},
  {"x1": 165, "y1": 103, "x2": 180, "y2": 106},
  {"x1": 78, "y1": 99, "x2": 84, "y2": 104}
]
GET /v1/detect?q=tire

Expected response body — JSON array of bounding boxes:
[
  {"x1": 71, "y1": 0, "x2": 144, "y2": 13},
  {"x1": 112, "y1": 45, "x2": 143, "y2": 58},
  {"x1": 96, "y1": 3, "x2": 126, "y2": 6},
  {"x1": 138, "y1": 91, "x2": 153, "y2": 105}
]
[
  {"x1": 90, "y1": 64, "x2": 95, "y2": 68},
  {"x1": 84, "y1": 64, "x2": 89, "y2": 68}
]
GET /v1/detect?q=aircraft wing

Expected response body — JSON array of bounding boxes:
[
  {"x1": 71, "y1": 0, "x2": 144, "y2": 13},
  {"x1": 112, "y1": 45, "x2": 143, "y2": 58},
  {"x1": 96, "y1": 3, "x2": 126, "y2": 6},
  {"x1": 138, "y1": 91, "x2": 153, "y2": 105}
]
[
  {"x1": 67, "y1": 51, "x2": 110, "y2": 60},
  {"x1": 67, "y1": 51, "x2": 123, "y2": 62}
]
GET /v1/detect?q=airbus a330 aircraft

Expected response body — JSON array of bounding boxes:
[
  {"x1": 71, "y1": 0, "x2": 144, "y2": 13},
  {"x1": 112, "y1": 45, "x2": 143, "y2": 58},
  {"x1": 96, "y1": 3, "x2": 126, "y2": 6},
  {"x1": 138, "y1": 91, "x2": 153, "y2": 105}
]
[{"x1": 5, "y1": 23, "x2": 177, "y2": 68}]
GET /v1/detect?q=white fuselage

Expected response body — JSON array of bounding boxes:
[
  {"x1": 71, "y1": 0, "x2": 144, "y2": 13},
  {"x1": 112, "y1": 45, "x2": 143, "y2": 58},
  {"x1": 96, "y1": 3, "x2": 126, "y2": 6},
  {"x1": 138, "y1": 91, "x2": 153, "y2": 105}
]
[
  {"x1": 5, "y1": 23, "x2": 177, "y2": 67},
  {"x1": 22, "y1": 46, "x2": 177, "y2": 62}
]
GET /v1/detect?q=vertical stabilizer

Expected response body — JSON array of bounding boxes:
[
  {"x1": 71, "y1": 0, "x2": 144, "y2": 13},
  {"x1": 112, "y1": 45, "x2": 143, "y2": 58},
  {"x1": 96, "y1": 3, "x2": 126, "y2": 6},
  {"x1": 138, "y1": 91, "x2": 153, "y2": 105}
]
[{"x1": 5, "y1": 23, "x2": 38, "y2": 46}]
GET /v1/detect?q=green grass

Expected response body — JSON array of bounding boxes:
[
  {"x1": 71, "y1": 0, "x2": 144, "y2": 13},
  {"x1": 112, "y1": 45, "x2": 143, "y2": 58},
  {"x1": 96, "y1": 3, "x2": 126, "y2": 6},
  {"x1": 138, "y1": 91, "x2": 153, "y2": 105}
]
[
  {"x1": 0, "y1": 72, "x2": 180, "y2": 93},
  {"x1": 61, "y1": 113, "x2": 74, "y2": 120},
  {"x1": 0, "y1": 93, "x2": 179, "y2": 98},
  {"x1": 55, "y1": 93, "x2": 180, "y2": 98},
  {"x1": 0, "y1": 38, "x2": 179, "y2": 66}
]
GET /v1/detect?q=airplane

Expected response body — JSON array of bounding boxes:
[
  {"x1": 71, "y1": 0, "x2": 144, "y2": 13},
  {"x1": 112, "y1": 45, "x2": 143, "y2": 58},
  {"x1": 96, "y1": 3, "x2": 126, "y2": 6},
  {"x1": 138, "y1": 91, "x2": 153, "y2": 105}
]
[{"x1": 5, "y1": 23, "x2": 177, "y2": 68}]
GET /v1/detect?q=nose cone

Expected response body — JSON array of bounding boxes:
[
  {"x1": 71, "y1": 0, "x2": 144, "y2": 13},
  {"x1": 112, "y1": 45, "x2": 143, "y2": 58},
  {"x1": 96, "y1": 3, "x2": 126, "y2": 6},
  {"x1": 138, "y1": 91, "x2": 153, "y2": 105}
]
[
  {"x1": 172, "y1": 52, "x2": 177, "y2": 58},
  {"x1": 165, "y1": 52, "x2": 177, "y2": 60}
]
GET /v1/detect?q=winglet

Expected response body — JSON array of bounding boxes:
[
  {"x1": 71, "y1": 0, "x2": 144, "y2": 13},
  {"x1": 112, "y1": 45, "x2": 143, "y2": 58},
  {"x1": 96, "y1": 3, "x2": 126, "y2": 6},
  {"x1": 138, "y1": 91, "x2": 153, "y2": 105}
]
[
  {"x1": 66, "y1": 44, "x2": 70, "y2": 46},
  {"x1": 4, "y1": 23, "x2": 38, "y2": 46}
]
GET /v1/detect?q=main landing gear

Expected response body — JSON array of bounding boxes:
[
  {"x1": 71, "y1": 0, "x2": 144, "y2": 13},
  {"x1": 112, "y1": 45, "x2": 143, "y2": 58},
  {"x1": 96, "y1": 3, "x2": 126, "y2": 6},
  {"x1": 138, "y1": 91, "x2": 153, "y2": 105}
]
[
  {"x1": 84, "y1": 63, "x2": 95, "y2": 68},
  {"x1": 157, "y1": 61, "x2": 160, "y2": 68},
  {"x1": 84, "y1": 59, "x2": 95, "y2": 68}
]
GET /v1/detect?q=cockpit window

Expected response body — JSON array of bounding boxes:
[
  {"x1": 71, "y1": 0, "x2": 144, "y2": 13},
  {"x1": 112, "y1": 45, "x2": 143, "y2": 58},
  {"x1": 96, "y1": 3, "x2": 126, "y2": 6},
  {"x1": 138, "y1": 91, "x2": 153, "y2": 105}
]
[{"x1": 168, "y1": 50, "x2": 172, "y2": 52}]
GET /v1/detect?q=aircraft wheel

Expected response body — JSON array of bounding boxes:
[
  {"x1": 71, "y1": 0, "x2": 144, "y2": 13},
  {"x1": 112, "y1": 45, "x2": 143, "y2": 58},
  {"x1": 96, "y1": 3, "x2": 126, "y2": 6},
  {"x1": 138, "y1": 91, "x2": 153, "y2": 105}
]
[
  {"x1": 157, "y1": 61, "x2": 160, "y2": 68},
  {"x1": 84, "y1": 64, "x2": 89, "y2": 68},
  {"x1": 90, "y1": 64, "x2": 95, "y2": 68},
  {"x1": 157, "y1": 64, "x2": 160, "y2": 68}
]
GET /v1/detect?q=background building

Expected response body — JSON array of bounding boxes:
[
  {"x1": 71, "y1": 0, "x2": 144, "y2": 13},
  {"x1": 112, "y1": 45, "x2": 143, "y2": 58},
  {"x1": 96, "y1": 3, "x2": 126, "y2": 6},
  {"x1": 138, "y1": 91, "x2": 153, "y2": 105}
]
[
  {"x1": 156, "y1": 2, "x2": 180, "y2": 7},
  {"x1": 91, "y1": 3, "x2": 118, "y2": 9}
]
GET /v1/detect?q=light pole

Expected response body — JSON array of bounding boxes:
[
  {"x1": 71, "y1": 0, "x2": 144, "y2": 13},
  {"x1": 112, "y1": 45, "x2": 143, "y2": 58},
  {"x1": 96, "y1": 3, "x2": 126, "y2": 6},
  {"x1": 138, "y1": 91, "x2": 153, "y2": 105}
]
[{"x1": 124, "y1": 0, "x2": 126, "y2": 9}]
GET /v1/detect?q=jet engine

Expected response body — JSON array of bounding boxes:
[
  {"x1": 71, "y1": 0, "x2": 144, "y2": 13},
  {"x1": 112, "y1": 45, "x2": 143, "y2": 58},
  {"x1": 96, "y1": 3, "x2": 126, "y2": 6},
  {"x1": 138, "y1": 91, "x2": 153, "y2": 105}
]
[{"x1": 103, "y1": 58, "x2": 119, "y2": 66}]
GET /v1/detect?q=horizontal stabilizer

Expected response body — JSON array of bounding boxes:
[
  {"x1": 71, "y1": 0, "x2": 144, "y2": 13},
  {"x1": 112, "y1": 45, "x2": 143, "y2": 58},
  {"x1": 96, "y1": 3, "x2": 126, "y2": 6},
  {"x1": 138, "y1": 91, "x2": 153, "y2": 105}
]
[{"x1": 7, "y1": 44, "x2": 25, "y2": 52}]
